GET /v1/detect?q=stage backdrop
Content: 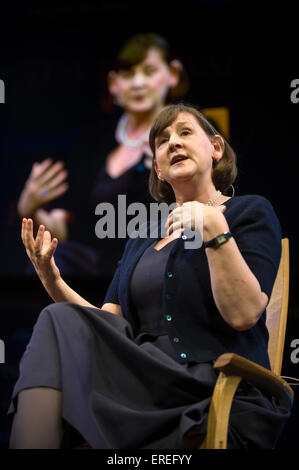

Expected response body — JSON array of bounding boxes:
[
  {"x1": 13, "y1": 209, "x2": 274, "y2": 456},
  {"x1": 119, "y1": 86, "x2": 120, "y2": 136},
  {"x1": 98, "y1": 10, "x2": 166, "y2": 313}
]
[{"x1": 0, "y1": 0, "x2": 298, "y2": 449}]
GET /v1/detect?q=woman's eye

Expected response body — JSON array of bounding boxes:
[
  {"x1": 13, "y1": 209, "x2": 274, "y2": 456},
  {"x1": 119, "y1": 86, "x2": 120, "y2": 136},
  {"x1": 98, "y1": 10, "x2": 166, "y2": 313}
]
[
  {"x1": 158, "y1": 138, "x2": 168, "y2": 146},
  {"x1": 181, "y1": 130, "x2": 191, "y2": 136},
  {"x1": 144, "y1": 67, "x2": 157, "y2": 76},
  {"x1": 119, "y1": 70, "x2": 133, "y2": 79}
]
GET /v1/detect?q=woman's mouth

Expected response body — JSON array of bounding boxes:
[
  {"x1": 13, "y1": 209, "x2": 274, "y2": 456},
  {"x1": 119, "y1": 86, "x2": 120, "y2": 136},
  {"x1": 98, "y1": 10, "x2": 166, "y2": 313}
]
[
  {"x1": 131, "y1": 93, "x2": 147, "y2": 102},
  {"x1": 171, "y1": 155, "x2": 188, "y2": 165}
]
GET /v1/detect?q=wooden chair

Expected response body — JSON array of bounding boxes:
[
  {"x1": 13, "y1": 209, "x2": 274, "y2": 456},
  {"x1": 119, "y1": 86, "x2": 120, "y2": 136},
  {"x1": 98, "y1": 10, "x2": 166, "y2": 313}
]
[{"x1": 200, "y1": 238, "x2": 294, "y2": 449}]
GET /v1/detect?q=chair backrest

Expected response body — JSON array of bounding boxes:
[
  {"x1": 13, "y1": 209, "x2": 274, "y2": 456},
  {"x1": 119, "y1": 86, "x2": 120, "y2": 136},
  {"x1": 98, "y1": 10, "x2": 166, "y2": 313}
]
[{"x1": 266, "y1": 238, "x2": 290, "y2": 376}]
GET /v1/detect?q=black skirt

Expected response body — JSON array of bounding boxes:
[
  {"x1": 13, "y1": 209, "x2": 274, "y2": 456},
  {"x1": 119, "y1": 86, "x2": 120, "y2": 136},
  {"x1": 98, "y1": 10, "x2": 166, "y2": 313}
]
[{"x1": 8, "y1": 302, "x2": 290, "y2": 449}]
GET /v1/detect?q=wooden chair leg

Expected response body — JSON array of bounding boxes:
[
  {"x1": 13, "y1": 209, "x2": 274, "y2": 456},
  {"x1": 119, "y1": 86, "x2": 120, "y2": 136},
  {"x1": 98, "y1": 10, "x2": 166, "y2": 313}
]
[{"x1": 205, "y1": 372, "x2": 242, "y2": 449}]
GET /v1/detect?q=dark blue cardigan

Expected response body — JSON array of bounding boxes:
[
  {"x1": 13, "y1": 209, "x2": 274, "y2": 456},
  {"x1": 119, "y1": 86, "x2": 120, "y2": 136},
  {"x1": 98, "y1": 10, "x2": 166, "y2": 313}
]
[{"x1": 104, "y1": 195, "x2": 282, "y2": 369}]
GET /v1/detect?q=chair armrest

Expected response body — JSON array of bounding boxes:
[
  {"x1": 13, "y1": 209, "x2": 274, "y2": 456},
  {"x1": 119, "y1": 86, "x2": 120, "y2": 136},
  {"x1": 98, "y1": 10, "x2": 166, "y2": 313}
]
[
  {"x1": 213, "y1": 353, "x2": 294, "y2": 408},
  {"x1": 203, "y1": 353, "x2": 294, "y2": 449}
]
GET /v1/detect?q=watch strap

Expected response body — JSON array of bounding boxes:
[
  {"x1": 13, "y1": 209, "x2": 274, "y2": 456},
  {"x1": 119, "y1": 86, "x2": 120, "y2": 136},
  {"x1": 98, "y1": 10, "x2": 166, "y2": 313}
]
[{"x1": 204, "y1": 231, "x2": 233, "y2": 248}]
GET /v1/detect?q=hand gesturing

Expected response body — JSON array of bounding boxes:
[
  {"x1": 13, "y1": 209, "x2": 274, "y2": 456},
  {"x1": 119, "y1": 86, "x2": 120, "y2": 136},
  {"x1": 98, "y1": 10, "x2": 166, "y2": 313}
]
[
  {"x1": 21, "y1": 218, "x2": 60, "y2": 283},
  {"x1": 18, "y1": 159, "x2": 69, "y2": 218}
]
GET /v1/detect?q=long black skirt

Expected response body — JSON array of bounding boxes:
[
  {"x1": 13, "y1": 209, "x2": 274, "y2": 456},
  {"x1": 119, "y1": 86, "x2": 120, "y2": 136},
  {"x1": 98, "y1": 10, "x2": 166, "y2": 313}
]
[{"x1": 8, "y1": 302, "x2": 290, "y2": 449}]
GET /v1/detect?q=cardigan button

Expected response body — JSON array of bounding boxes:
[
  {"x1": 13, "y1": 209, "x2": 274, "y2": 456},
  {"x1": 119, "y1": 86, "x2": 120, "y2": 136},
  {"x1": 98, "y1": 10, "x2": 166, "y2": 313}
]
[
  {"x1": 181, "y1": 234, "x2": 187, "y2": 240},
  {"x1": 173, "y1": 337, "x2": 180, "y2": 343},
  {"x1": 180, "y1": 353, "x2": 187, "y2": 359},
  {"x1": 167, "y1": 272, "x2": 173, "y2": 278},
  {"x1": 166, "y1": 315, "x2": 172, "y2": 321}
]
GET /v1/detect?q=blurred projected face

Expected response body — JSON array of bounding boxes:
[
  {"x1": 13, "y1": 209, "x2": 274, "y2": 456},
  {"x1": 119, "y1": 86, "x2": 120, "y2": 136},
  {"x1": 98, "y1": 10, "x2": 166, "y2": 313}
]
[{"x1": 109, "y1": 48, "x2": 179, "y2": 114}]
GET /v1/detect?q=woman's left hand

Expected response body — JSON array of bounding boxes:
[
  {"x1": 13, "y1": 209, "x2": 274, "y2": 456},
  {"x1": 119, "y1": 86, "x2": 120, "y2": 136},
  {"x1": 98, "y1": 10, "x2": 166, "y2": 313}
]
[{"x1": 165, "y1": 201, "x2": 228, "y2": 241}]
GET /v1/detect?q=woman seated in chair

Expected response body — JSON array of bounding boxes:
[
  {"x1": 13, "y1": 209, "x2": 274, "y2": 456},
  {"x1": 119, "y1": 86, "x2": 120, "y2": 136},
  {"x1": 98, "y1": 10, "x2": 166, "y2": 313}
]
[{"x1": 8, "y1": 103, "x2": 290, "y2": 449}]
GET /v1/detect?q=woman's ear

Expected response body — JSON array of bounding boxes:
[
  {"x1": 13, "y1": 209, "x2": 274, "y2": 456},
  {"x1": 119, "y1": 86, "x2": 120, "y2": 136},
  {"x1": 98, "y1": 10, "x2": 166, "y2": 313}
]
[
  {"x1": 211, "y1": 134, "x2": 225, "y2": 163},
  {"x1": 154, "y1": 161, "x2": 164, "y2": 181},
  {"x1": 168, "y1": 60, "x2": 182, "y2": 88},
  {"x1": 154, "y1": 161, "x2": 160, "y2": 178},
  {"x1": 107, "y1": 70, "x2": 118, "y2": 97}
]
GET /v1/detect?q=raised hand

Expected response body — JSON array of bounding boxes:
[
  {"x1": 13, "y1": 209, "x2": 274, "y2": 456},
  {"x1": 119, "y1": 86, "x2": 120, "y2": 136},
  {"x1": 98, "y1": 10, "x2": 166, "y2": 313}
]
[
  {"x1": 165, "y1": 201, "x2": 227, "y2": 240},
  {"x1": 17, "y1": 159, "x2": 69, "y2": 218},
  {"x1": 21, "y1": 218, "x2": 61, "y2": 284}
]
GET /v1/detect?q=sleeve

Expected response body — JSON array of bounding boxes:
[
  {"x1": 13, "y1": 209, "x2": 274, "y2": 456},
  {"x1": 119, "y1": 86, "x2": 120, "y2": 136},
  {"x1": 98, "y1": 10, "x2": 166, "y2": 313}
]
[
  {"x1": 102, "y1": 233, "x2": 134, "y2": 305},
  {"x1": 232, "y1": 196, "x2": 282, "y2": 299}
]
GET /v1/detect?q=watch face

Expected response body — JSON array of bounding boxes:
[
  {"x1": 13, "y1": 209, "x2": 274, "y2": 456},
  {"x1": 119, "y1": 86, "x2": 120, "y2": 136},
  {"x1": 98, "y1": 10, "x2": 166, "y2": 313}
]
[
  {"x1": 217, "y1": 234, "x2": 227, "y2": 244},
  {"x1": 205, "y1": 232, "x2": 231, "y2": 248}
]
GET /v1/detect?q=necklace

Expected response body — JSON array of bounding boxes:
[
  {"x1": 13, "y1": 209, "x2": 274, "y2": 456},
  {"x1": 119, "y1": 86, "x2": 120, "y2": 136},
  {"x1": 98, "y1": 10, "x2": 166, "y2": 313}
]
[
  {"x1": 206, "y1": 190, "x2": 222, "y2": 206},
  {"x1": 116, "y1": 114, "x2": 151, "y2": 149}
]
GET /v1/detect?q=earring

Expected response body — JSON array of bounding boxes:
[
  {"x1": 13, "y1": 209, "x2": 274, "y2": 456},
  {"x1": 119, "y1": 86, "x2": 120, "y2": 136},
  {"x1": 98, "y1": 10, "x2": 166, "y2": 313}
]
[
  {"x1": 158, "y1": 170, "x2": 165, "y2": 183},
  {"x1": 225, "y1": 184, "x2": 235, "y2": 197},
  {"x1": 229, "y1": 184, "x2": 235, "y2": 197}
]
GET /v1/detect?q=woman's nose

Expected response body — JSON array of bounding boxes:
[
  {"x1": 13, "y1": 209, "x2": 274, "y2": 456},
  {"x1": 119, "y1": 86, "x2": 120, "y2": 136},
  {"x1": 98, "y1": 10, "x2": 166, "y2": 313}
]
[
  {"x1": 168, "y1": 135, "x2": 182, "y2": 151},
  {"x1": 131, "y1": 72, "x2": 146, "y2": 87}
]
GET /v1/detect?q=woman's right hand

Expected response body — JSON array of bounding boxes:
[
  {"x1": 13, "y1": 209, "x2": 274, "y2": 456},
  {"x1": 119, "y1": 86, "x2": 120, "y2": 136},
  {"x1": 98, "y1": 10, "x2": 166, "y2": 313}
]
[
  {"x1": 22, "y1": 218, "x2": 61, "y2": 285},
  {"x1": 17, "y1": 159, "x2": 69, "y2": 218}
]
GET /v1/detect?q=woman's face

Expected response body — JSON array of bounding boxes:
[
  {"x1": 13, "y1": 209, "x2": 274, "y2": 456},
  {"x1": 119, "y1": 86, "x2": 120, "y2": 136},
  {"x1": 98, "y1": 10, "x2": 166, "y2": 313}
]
[
  {"x1": 154, "y1": 112, "x2": 223, "y2": 186},
  {"x1": 109, "y1": 48, "x2": 179, "y2": 114}
]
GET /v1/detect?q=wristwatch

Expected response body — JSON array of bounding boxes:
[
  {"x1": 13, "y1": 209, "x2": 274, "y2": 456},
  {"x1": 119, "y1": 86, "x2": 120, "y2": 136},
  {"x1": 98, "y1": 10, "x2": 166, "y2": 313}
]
[{"x1": 204, "y1": 231, "x2": 233, "y2": 249}]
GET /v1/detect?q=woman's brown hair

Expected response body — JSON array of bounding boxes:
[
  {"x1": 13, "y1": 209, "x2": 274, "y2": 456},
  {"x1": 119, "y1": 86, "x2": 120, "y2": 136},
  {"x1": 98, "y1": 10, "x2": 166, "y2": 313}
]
[{"x1": 148, "y1": 103, "x2": 237, "y2": 203}]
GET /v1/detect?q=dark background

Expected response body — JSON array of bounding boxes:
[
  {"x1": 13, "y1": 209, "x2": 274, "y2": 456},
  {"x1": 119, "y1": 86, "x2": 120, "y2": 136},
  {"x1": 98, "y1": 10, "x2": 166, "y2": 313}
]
[{"x1": 0, "y1": 0, "x2": 298, "y2": 449}]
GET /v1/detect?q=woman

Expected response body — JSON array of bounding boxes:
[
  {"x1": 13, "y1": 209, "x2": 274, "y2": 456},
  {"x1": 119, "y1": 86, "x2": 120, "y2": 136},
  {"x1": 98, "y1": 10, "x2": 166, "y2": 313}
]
[
  {"x1": 17, "y1": 33, "x2": 186, "y2": 277},
  {"x1": 91, "y1": 32, "x2": 186, "y2": 275},
  {"x1": 8, "y1": 103, "x2": 289, "y2": 449}
]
